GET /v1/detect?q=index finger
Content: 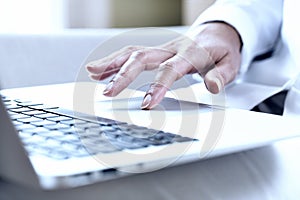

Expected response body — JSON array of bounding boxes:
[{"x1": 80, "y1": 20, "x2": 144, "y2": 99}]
[
  {"x1": 141, "y1": 54, "x2": 194, "y2": 109},
  {"x1": 85, "y1": 46, "x2": 142, "y2": 77}
]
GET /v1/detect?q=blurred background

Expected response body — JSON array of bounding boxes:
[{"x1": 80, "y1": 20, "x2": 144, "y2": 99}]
[{"x1": 0, "y1": 0, "x2": 215, "y2": 33}]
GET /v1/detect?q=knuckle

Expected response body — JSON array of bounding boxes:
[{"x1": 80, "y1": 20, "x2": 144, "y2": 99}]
[
  {"x1": 123, "y1": 45, "x2": 139, "y2": 52},
  {"x1": 131, "y1": 50, "x2": 147, "y2": 60},
  {"x1": 159, "y1": 61, "x2": 181, "y2": 77},
  {"x1": 149, "y1": 82, "x2": 164, "y2": 92},
  {"x1": 118, "y1": 68, "x2": 134, "y2": 82},
  {"x1": 159, "y1": 61, "x2": 176, "y2": 71}
]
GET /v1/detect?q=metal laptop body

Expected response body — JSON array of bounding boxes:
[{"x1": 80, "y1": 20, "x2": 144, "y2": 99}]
[{"x1": 1, "y1": 82, "x2": 300, "y2": 190}]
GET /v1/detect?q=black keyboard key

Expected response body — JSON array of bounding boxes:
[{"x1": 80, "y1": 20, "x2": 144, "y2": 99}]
[
  {"x1": 129, "y1": 129, "x2": 157, "y2": 138},
  {"x1": 82, "y1": 136, "x2": 111, "y2": 145},
  {"x1": 61, "y1": 128, "x2": 85, "y2": 137},
  {"x1": 59, "y1": 127, "x2": 77, "y2": 133},
  {"x1": 12, "y1": 120, "x2": 23, "y2": 126},
  {"x1": 73, "y1": 122, "x2": 101, "y2": 130},
  {"x1": 22, "y1": 110, "x2": 46, "y2": 116},
  {"x1": 45, "y1": 137, "x2": 63, "y2": 147},
  {"x1": 43, "y1": 123, "x2": 70, "y2": 130},
  {"x1": 19, "y1": 131, "x2": 34, "y2": 139},
  {"x1": 31, "y1": 120, "x2": 56, "y2": 127},
  {"x1": 95, "y1": 117, "x2": 125, "y2": 126},
  {"x1": 2, "y1": 99, "x2": 11, "y2": 103},
  {"x1": 10, "y1": 107, "x2": 33, "y2": 113},
  {"x1": 80, "y1": 130, "x2": 101, "y2": 138},
  {"x1": 85, "y1": 127, "x2": 109, "y2": 135},
  {"x1": 13, "y1": 99, "x2": 32, "y2": 103},
  {"x1": 54, "y1": 143, "x2": 90, "y2": 158},
  {"x1": 35, "y1": 113, "x2": 59, "y2": 119},
  {"x1": 17, "y1": 102, "x2": 43, "y2": 107},
  {"x1": 22, "y1": 134, "x2": 47, "y2": 144},
  {"x1": 58, "y1": 134, "x2": 82, "y2": 144},
  {"x1": 118, "y1": 134, "x2": 135, "y2": 143},
  {"x1": 26, "y1": 144, "x2": 72, "y2": 160},
  {"x1": 60, "y1": 142, "x2": 79, "y2": 151},
  {"x1": 47, "y1": 116, "x2": 73, "y2": 122},
  {"x1": 16, "y1": 124, "x2": 37, "y2": 131},
  {"x1": 22, "y1": 127, "x2": 49, "y2": 134},
  {"x1": 7, "y1": 111, "x2": 17, "y2": 116},
  {"x1": 99, "y1": 125, "x2": 117, "y2": 132},
  {"x1": 61, "y1": 119, "x2": 89, "y2": 126},
  {"x1": 121, "y1": 135, "x2": 150, "y2": 147},
  {"x1": 46, "y1": 150, "x2": 70, "y2": 160},
  {"x1": 26, "y1": 145, "x2": 51, "y2": 156},
  {"x1": 86, "y1": 143, "x2": 121, "y2": 154},
  {"x1": 39, "y1": 131, "x2": 65, "y2": 138},
  {"x1": 110, "y1": 140, "x2": 145, "y2": 149},
  {"x1": 10, "y1": 113, "x2": 31, "y2": 120},
  {"x1": 17, "y1": 117, "x2": 43, "y2": 123},
  {"x1": 152, "y1": 132, "x2": 175, "y2": 140},
  {"x1": 6, "y1": 104, "x2": 22, "y2": 109},
  {"x1": 70, "y1": 146, "x2": 91, "y2": 157},
  {"x1": 103, "y1": 131, "x2": 121, "y2": 139}
]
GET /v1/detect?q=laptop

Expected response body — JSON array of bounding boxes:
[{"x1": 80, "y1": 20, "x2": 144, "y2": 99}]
[{"x1": 1, "y1": 81, "x2": 300, "y2": 190}]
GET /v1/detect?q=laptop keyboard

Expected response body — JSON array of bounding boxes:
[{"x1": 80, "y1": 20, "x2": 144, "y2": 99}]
[{"x1": 2, "y1": 96, "x2": 197, "y2": 160}]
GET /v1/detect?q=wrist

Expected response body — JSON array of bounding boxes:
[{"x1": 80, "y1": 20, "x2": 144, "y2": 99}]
[{"x1": 202, "y1": 21, "x2": 243, "y2": 52}]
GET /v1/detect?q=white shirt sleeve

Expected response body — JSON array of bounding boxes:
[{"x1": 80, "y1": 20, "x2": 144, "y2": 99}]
[{"x1": 190, "y1": 0, "x2": 284, "y2": 74}]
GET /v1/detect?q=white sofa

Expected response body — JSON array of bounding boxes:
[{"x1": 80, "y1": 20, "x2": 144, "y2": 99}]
[{"x1": 0, "y1": 27, "x2": 190, "y2": 89}]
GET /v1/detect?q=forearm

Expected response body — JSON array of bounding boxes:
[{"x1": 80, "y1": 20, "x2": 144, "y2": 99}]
[{"x1": 190, "y1": 0, "x2": 284, "y2": 73}]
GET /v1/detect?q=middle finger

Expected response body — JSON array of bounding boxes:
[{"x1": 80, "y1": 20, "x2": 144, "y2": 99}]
[{"x1": 103, "y1": 47, "x2": 175, "y2": 96}]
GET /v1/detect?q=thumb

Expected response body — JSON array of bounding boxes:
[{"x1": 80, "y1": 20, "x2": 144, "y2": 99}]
[{"x1": 203, "y1": 61, "x2": 238, "y2": 94}]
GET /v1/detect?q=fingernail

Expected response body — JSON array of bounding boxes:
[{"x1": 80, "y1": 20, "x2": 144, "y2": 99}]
[
  {"x1": 103, "y1": 82, "x2": 113, "y2": 95},
  {"x1": 213, "y1": 78, "x2": 222, "y2": 93},
  {"x1": 141, "y1": 94, "x2": 152, "y2": 109},
  {"x1": 86, "y1": 65, "x2": 92, "y2": 71}
]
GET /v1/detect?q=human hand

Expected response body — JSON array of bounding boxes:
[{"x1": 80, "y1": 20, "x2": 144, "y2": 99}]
[{"x1": 86, "y1": 22, "x2": 242, "y2": 109}]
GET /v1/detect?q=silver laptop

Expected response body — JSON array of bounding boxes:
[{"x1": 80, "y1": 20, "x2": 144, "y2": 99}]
[{"x1": 1, "y1": 82, "x2": 300, "y2": 190}]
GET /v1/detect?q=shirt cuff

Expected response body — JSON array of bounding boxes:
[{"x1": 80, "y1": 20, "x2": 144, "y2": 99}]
[{"x1": 189, "y1": 3, "x2": 280, "y2": 75}]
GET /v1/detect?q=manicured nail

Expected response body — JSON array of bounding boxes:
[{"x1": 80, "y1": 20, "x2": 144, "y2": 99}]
[
  {"x1": 141, "y1": 94, "x2": 152, "y2": 109},
  {"x1": 103, "y1": 82, "x2": 113, "y2": 95}
]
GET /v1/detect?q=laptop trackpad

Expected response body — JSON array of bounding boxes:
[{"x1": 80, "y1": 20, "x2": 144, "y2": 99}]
[{"x1": 94, "y1": 97, "x2": 216, "y2": 134}]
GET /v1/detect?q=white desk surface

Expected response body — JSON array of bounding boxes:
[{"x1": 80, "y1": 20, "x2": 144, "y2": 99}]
[{"x1": 1, "y1": 137, "x2": 300, "y2": 200}]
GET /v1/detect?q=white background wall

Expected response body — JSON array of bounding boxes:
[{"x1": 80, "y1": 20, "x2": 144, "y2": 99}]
[
  {"x1": 67, "y1": 0, "x2": 112, "y2": 28},
  {"x1": 182, "y1": 0, "x2": 215, "y2": 25},
  {"x1": 0, "y1": 0, "x2": 214, "y2": 33},
  {"x1": 0, "y1": 0, "x2": 67, "y2": 33},
  {"x1": 67, "y1": 0, "x2": 182, "y2": 28}
]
